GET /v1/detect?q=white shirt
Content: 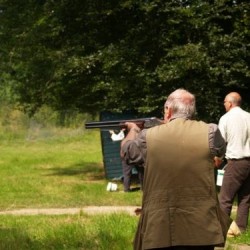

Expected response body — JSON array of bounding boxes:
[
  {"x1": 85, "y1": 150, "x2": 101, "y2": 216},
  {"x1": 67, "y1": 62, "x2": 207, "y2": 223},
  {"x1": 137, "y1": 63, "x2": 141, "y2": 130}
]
[{"x1": 218, "y1": 106, "x2": 250, "y2": 159}]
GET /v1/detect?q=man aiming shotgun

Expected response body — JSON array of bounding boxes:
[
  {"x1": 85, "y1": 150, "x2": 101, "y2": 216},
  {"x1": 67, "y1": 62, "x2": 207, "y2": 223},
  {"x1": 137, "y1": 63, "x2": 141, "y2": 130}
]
[
  {"x1": 120, "y1": 88, "x2": 231, "y2": 250},
  {"x1": 85, "y1": 116, "x2": 163, "y2": 192}
]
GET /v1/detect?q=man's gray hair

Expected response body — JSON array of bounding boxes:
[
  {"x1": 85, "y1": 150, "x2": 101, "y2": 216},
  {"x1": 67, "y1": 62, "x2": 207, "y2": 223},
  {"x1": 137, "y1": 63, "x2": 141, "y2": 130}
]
[{"x1": 164, "y1": 89, "x2": 196, "y2": 119}]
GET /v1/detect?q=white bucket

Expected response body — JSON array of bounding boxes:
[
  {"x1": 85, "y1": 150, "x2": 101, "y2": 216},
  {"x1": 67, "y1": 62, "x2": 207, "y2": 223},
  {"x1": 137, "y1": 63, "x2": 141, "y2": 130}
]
[
  {"x1": 216, "y1": 169, "x2": 225, "y2": 186},
  {"x1": 106, "y1": 182, "x2": 118, "y2": 192}
]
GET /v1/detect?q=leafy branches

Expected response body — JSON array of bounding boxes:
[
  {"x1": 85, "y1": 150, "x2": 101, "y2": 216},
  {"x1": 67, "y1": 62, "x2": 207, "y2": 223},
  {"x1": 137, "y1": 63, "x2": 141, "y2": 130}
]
[{"x1": 0, "y1": 0, "x2": 249, "y2": 120}]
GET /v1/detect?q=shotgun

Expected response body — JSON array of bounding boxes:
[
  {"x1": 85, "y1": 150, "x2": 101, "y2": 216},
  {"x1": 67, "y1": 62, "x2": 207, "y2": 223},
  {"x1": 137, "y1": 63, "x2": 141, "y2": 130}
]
[{"x1": 85, "y1": 117, "x2": 164, "y2": 130}]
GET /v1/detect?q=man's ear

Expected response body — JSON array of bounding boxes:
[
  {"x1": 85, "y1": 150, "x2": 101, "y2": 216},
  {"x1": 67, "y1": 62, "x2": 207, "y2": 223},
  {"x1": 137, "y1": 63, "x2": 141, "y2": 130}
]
[
  {"x1": 229, "y1": 102, "x2": 234, "y2": 109},
  {"x1": 164, "y1": 107, "x2": 172, "y2": 121}
]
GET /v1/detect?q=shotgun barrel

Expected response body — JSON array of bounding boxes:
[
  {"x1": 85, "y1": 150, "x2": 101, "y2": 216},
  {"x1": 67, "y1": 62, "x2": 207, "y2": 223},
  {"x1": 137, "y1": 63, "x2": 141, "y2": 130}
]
[{"x1": 85, "y1": 117, "x2": 163, "y2": 130}]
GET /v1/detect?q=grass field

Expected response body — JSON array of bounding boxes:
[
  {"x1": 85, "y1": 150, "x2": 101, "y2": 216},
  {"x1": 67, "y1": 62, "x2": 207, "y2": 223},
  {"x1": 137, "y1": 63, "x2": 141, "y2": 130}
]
[
  {"x1": 0, "y1": 125, "x2": 248, "y2": 249},
  {"x1": 0, "y1": 128, "x2": 142, "y2": 209},
  {"x1": 0, "y1": 213, "x2": 138, "y2": 250},
  {"x1": 0, "y1": 126, "x2": 142, "y2": 249}
]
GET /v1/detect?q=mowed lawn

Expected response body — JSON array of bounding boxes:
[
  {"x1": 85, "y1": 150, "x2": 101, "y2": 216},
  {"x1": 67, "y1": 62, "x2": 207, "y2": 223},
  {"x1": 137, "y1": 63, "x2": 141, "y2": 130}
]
[
  {"x1": 0, "y1": 128, "x2": 142, "y2": 209},
  {"x1": 0, "y1": 127, "x2": 141, "y2": 249}
]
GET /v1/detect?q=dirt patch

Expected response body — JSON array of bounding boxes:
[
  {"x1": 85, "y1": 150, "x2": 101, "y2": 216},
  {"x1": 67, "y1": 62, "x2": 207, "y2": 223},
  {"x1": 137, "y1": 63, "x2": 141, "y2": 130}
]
[{"x1": 0, "y1": 206, "x2": 139, "y2": 216}]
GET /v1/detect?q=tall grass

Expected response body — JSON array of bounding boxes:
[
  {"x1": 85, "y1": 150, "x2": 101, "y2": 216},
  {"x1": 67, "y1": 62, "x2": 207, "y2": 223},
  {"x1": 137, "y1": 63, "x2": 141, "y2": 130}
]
[{"x1": 0, "y1": 213, "x2": 138, "y2": 250}]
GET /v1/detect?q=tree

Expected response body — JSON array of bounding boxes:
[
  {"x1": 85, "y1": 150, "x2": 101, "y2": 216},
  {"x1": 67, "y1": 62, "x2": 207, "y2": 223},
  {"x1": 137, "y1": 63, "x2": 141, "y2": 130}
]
[{"x1": 0, "y1": 0, "x2": 249, "y2": 121}]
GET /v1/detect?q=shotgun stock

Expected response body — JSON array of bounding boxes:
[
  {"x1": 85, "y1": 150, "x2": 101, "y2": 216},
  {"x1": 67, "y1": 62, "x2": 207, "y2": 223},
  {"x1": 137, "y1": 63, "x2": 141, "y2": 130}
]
[{"x1": 85, "y1": 117, "x2": 163, "y2": 130}]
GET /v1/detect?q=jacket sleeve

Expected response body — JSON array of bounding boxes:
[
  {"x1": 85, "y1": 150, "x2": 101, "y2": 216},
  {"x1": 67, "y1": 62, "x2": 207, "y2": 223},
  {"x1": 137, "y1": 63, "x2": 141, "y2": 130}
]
[
  {"x1": 208, "y1": 123, "x2": 226, "y2": 157},
  {"x1": 121, "y1": 129, "x2": 147, "y2": 167}
]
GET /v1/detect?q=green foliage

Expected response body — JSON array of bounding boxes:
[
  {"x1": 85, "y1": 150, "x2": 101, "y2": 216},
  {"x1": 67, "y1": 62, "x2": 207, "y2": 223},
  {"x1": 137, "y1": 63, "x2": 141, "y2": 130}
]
[
  {"x1": 0, "y1": 0, "x2": 249, "y2": 121},
  {"x1": 0, "y1": 104, "x2": 96, "y2": 144}
]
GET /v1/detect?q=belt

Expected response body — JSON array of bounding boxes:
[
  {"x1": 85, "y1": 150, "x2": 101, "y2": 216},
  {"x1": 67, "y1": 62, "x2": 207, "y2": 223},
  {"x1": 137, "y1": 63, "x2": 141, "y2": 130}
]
[{"x1": 228, "y1": 157, "x2": 250, "y2": 161}]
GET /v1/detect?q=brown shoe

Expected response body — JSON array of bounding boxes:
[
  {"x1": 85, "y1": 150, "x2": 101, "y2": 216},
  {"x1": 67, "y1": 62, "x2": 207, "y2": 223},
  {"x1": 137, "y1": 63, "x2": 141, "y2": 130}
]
[
  {"x1": 227, "y1": 221, "x2": 241, "y2": 238},
  {"x1": 134, "y1": 207, "x2": 142, "y2": 216}
]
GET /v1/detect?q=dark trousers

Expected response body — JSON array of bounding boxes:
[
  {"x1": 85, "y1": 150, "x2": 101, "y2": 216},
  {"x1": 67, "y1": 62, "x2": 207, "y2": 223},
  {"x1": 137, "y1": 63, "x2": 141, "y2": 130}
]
[
  {"x1": 122, "y1": 161, "x2": 144, "y2": 192},
  {"x1": 219, "y1": 158, "x2": 250, "y2": 231}
]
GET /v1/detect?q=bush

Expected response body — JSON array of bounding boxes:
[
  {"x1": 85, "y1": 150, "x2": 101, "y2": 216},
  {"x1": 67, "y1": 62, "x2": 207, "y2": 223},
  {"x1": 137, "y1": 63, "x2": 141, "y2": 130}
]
[{"x1": 0, "y1": 104, "x2": 93, "y2": 141}]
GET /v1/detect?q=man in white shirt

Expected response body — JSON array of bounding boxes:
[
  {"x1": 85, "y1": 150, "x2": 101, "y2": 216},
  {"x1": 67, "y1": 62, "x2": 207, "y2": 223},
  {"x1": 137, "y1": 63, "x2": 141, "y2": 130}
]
[{"x1": 218, "y1": 92, "x2": 250, "y2": 235}]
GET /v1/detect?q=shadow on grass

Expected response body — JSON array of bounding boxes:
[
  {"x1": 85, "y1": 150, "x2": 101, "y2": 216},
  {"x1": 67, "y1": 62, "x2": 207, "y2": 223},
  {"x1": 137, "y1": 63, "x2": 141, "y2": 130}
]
[
  {"x1": 0, "y1": 227, "x2": 33, "y2": 249},
  {"x1": 0, "y1": 227, "x2": 127, "y2": 250},
  {"x1": 46, "y1": 162, "x2": 105, "y2": 181},
  {"x1": 0, "y1": 227, "x2": 95, "y2": 250}
]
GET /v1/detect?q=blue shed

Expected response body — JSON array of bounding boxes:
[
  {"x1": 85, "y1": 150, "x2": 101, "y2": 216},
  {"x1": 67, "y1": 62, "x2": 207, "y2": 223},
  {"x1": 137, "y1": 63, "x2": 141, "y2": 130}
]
[{"x1": 99, "y1": 111, "x2": 140, "y2": 180}]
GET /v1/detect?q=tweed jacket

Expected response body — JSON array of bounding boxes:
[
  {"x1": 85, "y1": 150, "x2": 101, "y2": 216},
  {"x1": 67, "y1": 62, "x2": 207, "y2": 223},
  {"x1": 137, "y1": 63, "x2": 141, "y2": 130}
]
[{"x1": 133, "y1": 119, "x2": 231, "y2": 249}]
